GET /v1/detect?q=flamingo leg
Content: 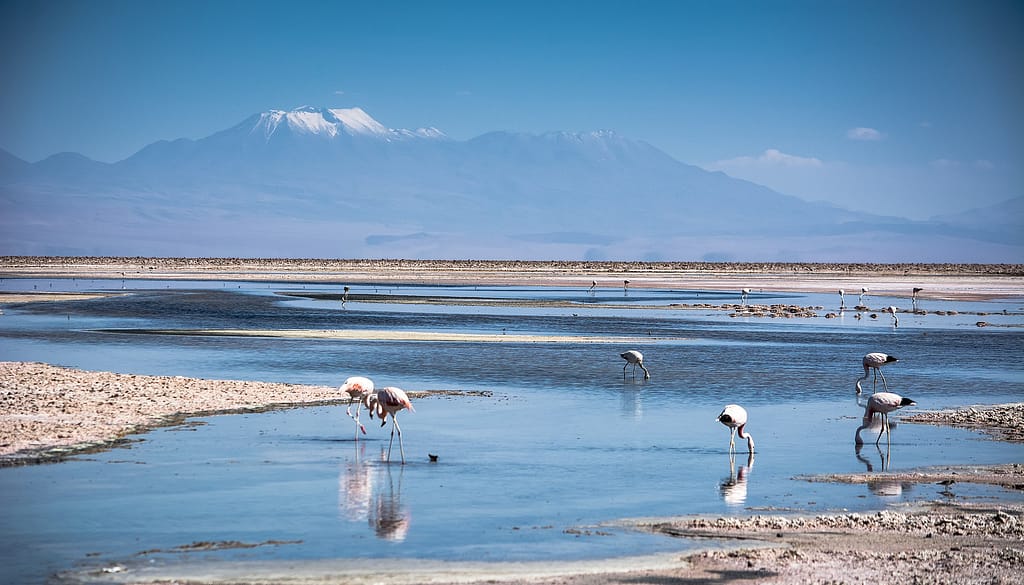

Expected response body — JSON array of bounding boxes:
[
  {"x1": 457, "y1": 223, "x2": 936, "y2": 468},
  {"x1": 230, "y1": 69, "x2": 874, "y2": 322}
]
[
  {"x1": 386, "y1": 416, "x2": 395, "y2": 462},
  {"x1": 729, "y1": 428, "x2": 737, "y2": 454},
  {"x1": 875, "y1": 413, "x2": 890, "y2": 446},
  {"x1": 878, "y1": 369, "x2": 889, "y2": 391},
  {"x1": 394, "y1": 416, "x2": 405, "y2": 464},
  {"x1": 346, "y1": 400, "x2": 367, "y2": 439},
  {"x1": 623, "y1": 363, "x2": 629, "y2": 378}
]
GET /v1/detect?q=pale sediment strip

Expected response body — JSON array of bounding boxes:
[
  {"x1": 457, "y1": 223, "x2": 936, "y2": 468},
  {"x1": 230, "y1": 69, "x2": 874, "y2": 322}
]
[
  {"x1": 0, "y1": 361, "x2": 462, "y2": 465},
  {"x1": 100, "y1": 328, "x2": 673, "y2": 343},
  {"x1": 2, "y1": 257, "x2": 1022, "y2": 300}
]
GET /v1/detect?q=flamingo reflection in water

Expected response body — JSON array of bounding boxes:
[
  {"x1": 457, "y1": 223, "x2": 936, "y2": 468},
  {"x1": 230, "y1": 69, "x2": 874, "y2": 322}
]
[
  {"x1": 369, "y1": 465, "x2": 410, "y2": 541},
  {"x1": 720, "y1": 451, "x2": 755, "y2": 507},
  {"x1": 339, "y1": 443, "x2": 374, "y2": 522},
  {"x1": 338, "y1": 444, "x2": 411, "y2": 541}
]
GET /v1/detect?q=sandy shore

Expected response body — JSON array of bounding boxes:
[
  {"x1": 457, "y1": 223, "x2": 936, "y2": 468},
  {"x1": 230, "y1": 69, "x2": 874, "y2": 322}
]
[{"x1": 2, "y1": 256, "x2": 1023, "y2": 300}]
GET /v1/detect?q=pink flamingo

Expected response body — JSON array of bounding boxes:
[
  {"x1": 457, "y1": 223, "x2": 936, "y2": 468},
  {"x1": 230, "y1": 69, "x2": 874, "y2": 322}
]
[
  {"x1": 339, "y1": 376, "x2": 374, "y2": 439},
  {"x1": 717, "y1": 404, "x2": 755, "y2": 454},
  {"x1": 855, "y1": 392, "x2": 916, "y2": 446},
  {"x1": 365, "y1": 387, "x2": 415, "y2": 464},
  {"x1": 856, "y1": 352, "x2": 898, "y2": 394}
]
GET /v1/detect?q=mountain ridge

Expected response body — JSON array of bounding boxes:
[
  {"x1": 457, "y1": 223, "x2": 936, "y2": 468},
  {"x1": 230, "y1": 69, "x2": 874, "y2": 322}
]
[{"x1": 1, "y1": 107, "x2": 1020, "y2": 261}]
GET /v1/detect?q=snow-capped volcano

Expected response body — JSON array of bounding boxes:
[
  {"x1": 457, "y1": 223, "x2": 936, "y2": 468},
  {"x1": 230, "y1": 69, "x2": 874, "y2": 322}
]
[
  {"x1": 1, "y1": 105, "x2": 1020, "y2": 261},
  {"x1": 250, "y1": 106, "x2": 447, "y2": 142}
]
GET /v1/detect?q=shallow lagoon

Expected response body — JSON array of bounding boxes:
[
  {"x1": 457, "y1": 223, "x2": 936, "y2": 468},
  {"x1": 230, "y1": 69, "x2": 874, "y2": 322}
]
[{"x1": 1, "y1": 279, "x2": 1022, "y2": 584}]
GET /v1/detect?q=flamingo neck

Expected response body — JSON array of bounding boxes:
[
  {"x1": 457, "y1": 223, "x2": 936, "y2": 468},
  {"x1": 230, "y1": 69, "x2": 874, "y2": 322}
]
[{"x1": 737, "y1": 424, "x2": 749, "y2": 439}]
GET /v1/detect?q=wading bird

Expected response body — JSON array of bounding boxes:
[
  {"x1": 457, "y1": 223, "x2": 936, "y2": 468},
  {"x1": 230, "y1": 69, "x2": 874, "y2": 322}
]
[
  {"x1": 888, "y1": 305, "x2": 899, "y2": 328},
  {"x1": 339, "y1": 376, "x2": 375, "y2": 439},
  {"x1": 839, "y1": 289, "x2": 846, "y2": 309},
  {"x1": 856, "y1": 352, "x2": 899, "y2": 394},
  {"x1": 717, "y1": 404, "x2": 755, "y2": 454},
  {"x1": 859, "y1": 287, "x2": 869, "y2": 305},
  {"x1": 912, "y1": 287, "x2": 923, "y2": 302},
  {"x1": 620, "y1": 350, "x2": 650, "y2": 379},
  {"x1": 855, "y1": 392, "x2": 916, "y2": 446},
  {"x1": 740, "y1": 288, "x2": 751, "y2": 304},
  {"x1": 365, "y1": 387, "x2": 415, "y2": 464}
]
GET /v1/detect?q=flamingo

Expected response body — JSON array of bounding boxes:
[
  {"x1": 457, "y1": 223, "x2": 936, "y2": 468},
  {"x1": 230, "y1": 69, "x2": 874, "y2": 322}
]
[
  {"x1": 717, "y1": 404, "x2": 755, "y2": 454},
  {"x1": 888, "y1": 305, "x2": 899, "y2": 328},
  {"x1": 859, "y1": 287, "x2": 868, "y2": 305},
  {"x1": 620, "y1": 350, "x2": 650, "y2": 379},
  {"x1": 339, "y1": 376, "x2": 374, "y2": 439},
  {"x1": 839, "y1": 289, "x2": 846, "y2": 309},
  {"x1": 740, "y1": 288, "x2": 751, "y2": 304},
  {"x1": 855, "y1": 392, "x2": 916, "y2": 446},
  {"x1": 365, "y1": 387, "x2": 415, "y2": 464},
  {"x1": 912, "y1": 287, "x2": 923, "y2": 302},
  {"x1": 856, "y1": 352, "x2": 898, "y2": 394}
]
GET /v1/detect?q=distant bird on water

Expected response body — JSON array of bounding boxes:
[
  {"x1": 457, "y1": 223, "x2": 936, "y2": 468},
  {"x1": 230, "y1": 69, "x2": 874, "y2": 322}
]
[
  {"x1": 888, "y1": 306, "x2": 899, "y2": 328},
  {"x1": 855, "y1": 392, "x2": 916, "y2": 446},
  {"x1": 717, "y1": 404, "x2": 755, "y2": 454},
  {"x1": 912, "y1": 287, "x2": 923, "y2": 302},
  {"x1": 339, "y1": 376, "x2": 374, "y2": 439},
  {"x1": 740, "y1": 288, "x2": 751, "y2": 304},
  {"x1": 365, "y1": 387, "x2": 415, "y2": 464},
  {"x1": 839, "y1": 289, "x2": 846, "y2": 309},
  {"x1": 856, "y1": 352, "x2": 898, "y2": 394},
  {"x1": 859, "y1": 287, "x2": 869, "y2": 305},
  {"x1": 620, "y1": 350, "x2": 650, "y2": 379}
]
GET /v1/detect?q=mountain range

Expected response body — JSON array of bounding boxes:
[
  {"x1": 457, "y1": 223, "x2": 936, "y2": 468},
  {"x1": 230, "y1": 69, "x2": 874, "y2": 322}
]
[{"x1": 1, "y1": 106, "x2": 1020, "y2": 261}]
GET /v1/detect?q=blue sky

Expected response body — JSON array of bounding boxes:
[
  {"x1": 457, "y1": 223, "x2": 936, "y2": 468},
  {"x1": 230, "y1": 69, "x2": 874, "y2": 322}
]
[{"x1": 1, "y1": 0, "x2": 1021, "y2": 219}]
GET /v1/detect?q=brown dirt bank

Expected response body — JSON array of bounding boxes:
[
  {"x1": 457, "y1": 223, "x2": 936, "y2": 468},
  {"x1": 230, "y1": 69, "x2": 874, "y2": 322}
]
[{"x1": 3, "y1": 256, "x2": 1023, "y2": 300}]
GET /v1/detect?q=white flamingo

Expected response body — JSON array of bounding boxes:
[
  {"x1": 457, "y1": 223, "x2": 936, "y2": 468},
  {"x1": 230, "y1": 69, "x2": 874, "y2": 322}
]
[
  {"x1": 717, "y1": 404, "x2": 755, "y2": 454},
  {"x1": 339, "y1": 376, "x2": 374, "y2": 439},
  {"x1": 856, "y1": 352, "x2": 899, "y2": 394},
  {"x1": 620, "y1": 350, "x2": 650, "y2": 379},
  {"x1": 365, "y1": 387, "x2": 415, "y2": 464},
  {"x1": 859, "y1": 287, "x2": 868, "y2": 305},
  {"x1": 740, "y1": 288, "x2": 751, "y2": 304},
  {"x1": 888, "y1": 305, "x2": 899, "y2": 328},
  {"x1": 855, "y1": 392, "x2": 916, "y2": 446},
  {"x1": 839, "y1": 289, "x2": 846, "y2": 309}
]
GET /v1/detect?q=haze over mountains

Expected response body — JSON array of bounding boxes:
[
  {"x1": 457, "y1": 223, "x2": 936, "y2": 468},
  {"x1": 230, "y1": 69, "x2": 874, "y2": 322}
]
[{"x1": 1, "y1": 107, "x2": 1020, "y2": 261}]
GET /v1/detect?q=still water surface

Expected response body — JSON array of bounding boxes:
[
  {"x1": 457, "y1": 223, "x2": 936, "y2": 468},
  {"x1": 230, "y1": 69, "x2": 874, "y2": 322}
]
[{"x1": 1, "y1": 279, "x2": 1022, "y2": 583}]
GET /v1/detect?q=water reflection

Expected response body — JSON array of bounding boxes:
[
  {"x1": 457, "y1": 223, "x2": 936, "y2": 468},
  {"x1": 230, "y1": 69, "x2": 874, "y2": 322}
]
[
  {"x1": 620, "y1": 388, "x2": 643, "y2": 420},
  {"x1": 338, "y1": 444, "x2": 411, "y2": 541},
  {"x1": 339, "y1": 443, "x2": 374, "y2": 522},
  {"x1": 855, "y1": 441, "x2": 891, "y2": 472},
  {"x1": 720, "y1": 452, "x2": 755, "y2": 507}
]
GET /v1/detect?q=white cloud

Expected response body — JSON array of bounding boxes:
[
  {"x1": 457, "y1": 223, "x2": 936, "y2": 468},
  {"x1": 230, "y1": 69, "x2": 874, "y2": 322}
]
[
  {"x1": 334, "y1": 90, "x2": 346, "y2": 95},
  {"x1": 974, "y1": 159, "x2": 995, "y2": 170},
  {"x1": 930, "y1": 158, "x2": 959, "y2": 168},
  {"x1": 847, "y1": 127, "x2": 884, "y2": 141},
  {"x1": 708, "y1": 148, "x2": 823, "y2": 170}
]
